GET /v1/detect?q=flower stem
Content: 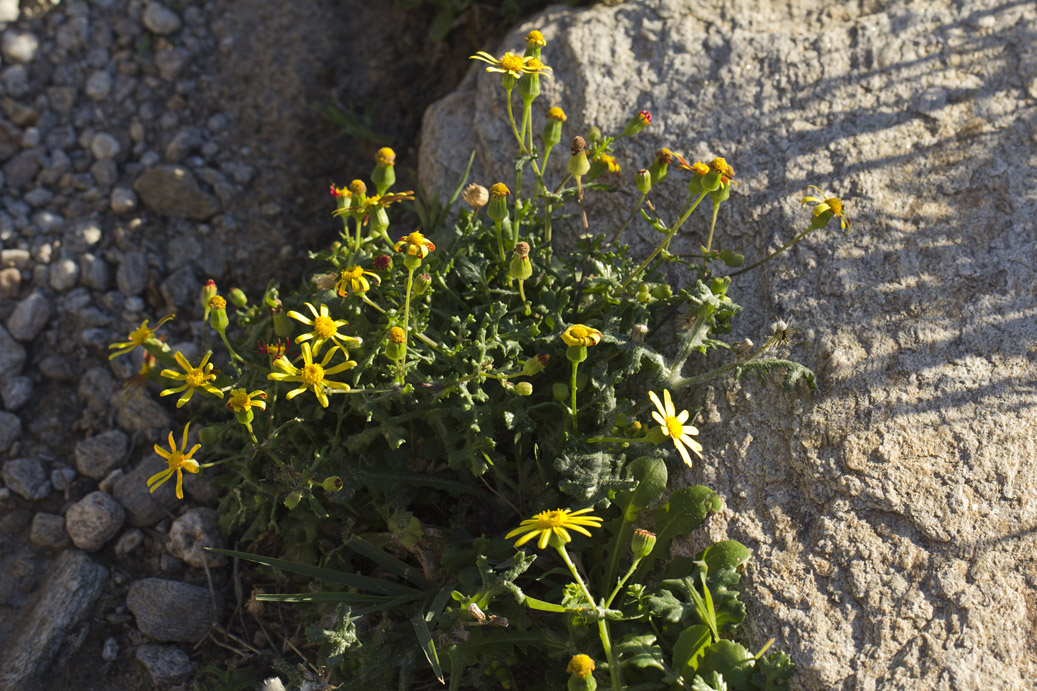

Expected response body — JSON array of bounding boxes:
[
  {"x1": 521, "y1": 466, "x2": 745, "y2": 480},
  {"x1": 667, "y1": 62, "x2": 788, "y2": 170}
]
[
  {"x1": 727, "y1": 224, "x2": 816, "y2": 277},
  {"x1": 518, "y1": 279, "x2": 530, "y2": 315},
  {"x1": 620, "y1": 191, "x2": 707, "y2": 289},
  {"x1": 703, "y1": 198, "x2": 721, "y2": 260},
  {"x1": 607, "y1": 191, "x2": 648, "y2": 246},
  {"x1": 494, "y1": 219, "x2": 506, "y2": 263},
  {"x1": 505, "y1": 88, "x2": 527, "y2": 154},
  {"x1": 569, "y1": 360, "x2": 580, "y2": 432},
  {"x1": 399, "y1": 264, "x2": 416, "y2": 382},
  {"x1": 558, "y1": 545, "x2": 622, "y2": 691},
  {"x1": 604, "y1": 558, "x2": 642, "y2": 610}
]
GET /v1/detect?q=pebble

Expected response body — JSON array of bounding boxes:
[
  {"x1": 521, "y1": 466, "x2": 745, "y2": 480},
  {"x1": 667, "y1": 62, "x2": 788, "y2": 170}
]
[
  {"x1": 85, "y1": 71, "x2": 114, "y2": 101},
  {"x1": 1, "y1": 375, "x2": 31, "y2": 410},
  {"x1": 99, "y1": 469, "x2": 123, "y2": 495},
  {"x1": 75, "y1": 429, "x2": 129, "y2": 480},
  {"x1": 159, "y1": 265, "x2": 197, "y2": 309},
  {"x1": 154, "y1": 46, "x2": 187, "y2": 81},
  {"x1": 30, "y1": 512, "x2": 71, "y2": 550},
  {"x1": 79, "y1": 252, "x2": 110, "y2": 290},
  {"x1": 2, "y1": 97, "x2": 37, "y2": 126},
  {"x1": 164, "y1": 128, "x2": 200, "y2": 162},
  {"x1": 0, "y1": 323, "x2": 26, "y2": 375},
  {"x1": 0, "y1": 0, "x2": 18, "y2": 23},
  {"x1": 142, "y1": 3, "x2": 182, "y2": 35},
  {"x1": 115, "y1": 527, "x2": 143, "y2": 555},
  {"x1": 78, "y1": 367, "x2": 115, "y2": 414},
  {"x1": 1, "y1": 64, "x2": 30, "y2": 97},
  {"x1": 1, "y1": 457, "x2": 47, "y2": 500},
  {"x1": 0, "y1": 410, "x2": 20, "y2": 452},
  {"x1": 65, "y1": 490, "x2": 126, "y2": 551},
  {"x1": 3, "y1": 148, "x2": 42, "y2": 189},
  {"x1": 111, "y1": 387, "x2": 171, "y2": 434},
  {"x1": 50, "y1": 467, "x2": 77, "y2": 492},
  {"x1": 116, "y1": 250, "x2": 148, "y2": 295},
  {"x1": 134, "y1": 165, "x2": 219, "y2": 220},
  {"x1": 6, "y1": 291, "x2": 51, "y2": 341},
  {"x1": 126, "y1": 578, "x2": 216, "y2": 642},
  {"x1": 48, "y1": 257, "x2": 79, "y2": 291},
  {"x1": 110, "y1": 186, "x2": 137, "y2": 214},
  {"x1": 1, "y1": 30, "x2": 39, "y2": 63},
  {"x1": 0, "y1": 265, "x2": 19, "y2": 297},
  {"x1": 113, "y1": 455, "x2": 177, "y2": 527},
  {"x1": 91, "y1": 132, "x2": 121, "y2": 159},
  {"x1": 91, "y1": 158, "x2": 119, "y2": 188},
  {"x1": 167, "y1": 508, "x2": 227, "y2": 568},
  {"x1": 135, "y1": 644, "x2": 193, "y2": 685},
  {"x1": 102, "y1": 637, "x2": 119, "y2": 663}
]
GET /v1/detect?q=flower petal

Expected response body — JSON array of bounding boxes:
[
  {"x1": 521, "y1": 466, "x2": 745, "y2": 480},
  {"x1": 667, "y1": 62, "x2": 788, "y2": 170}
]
[
  {"x1": 663, "y1": 390, "x2": 676, "y2": 417},
  {"x1": 677, "y1": 410, "x2": 690, "y2": 424},
  {"x1": 674, "y1": 439, "x2": 693, "y2": 467},
  {"x1": 648, "y1": 390, "x2": 664, "y2": 416}
]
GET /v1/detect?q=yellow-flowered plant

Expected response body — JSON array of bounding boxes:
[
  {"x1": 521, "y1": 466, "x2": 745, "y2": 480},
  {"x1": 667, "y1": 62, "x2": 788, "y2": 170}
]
[
  {"x1": 159, "y1": 351, "x2": 223, "y2": 407},
  {"x1": 648, "y1": 389, "x2": 703, "y2": 467},
  {"x1": 267, "y1": 341, "x2": 355, "y2": 408},
  {"x1": 147, "y1": 423, "x2": 201, "y2": 500},
  {"x1": 336, "y1": 265, "x2": 380, "y2": 297},
  {"x1": 287, "y1": 302, "x2": 361, "y2": 357},
  {"x1": 108, "y1": 314, "x2": 174, "y2": 360}
]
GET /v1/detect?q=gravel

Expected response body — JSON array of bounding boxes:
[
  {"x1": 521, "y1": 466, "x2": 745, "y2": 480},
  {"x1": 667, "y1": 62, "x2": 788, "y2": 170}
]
[{"x1": 65, "y1": 490, "x2": 125, "y2": 551}]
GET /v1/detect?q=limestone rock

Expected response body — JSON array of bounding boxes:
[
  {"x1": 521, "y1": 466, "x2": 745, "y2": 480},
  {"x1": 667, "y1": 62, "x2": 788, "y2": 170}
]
[{"x1": 419, "y1": 1, "x2": 1037, "y2": 688}]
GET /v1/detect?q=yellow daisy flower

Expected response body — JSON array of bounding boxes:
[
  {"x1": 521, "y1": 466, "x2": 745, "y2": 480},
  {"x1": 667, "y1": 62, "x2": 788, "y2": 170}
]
[
  {"x1": 560, "y1": 324, "x2": 603, "y2": 347},
  {"x1": 336, "y1": 266, "x2": 381, "y2": 297},
  {"x1": 393, "y1": 231, "x2": 436, "y2": 259},
  {"x1": 469, "y1": 50, "x2": 553, "y2": 80},
  {"x1": 108, "y1": 314, "x2": 174, "y2": 360},
  {"x1": 159, "y1": 351, "x2": 223, "y2": 408},
  {"x1": 505, "y1": 508, "x2": 602, "y2": 550},
  {"x1": 147, "y1": 423, "x2": 201, "y2": 500},
  {"x1": 268, "y1": 341, "x2": 356, "y2": 408},
  {"x1": 226, "y1": 388, "x2": 267, "y2": 414},
  {"x1": 567, "y1": 654, "x2": 596, "y2": 678},
  {"x1": 286, "y1": 302, "x2": 362, "y2": 356},
  {"x1": 649, "y1": 389, "x2": 703, "y2": 467},
  {"x1": 802, "y1": 185, "x2": 850, "y2": 230}
]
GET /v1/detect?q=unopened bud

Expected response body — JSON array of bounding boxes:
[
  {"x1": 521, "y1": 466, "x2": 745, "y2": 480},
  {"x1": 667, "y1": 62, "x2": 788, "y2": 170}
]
[
  {"x1": 488, "y1": 183, "x2": 510, "y2": 222},
  {"x1": 552, "y1": 382, "x2": 569, "y2": 401},
  {"x1": 321, "y1": 476, "x2": 343, "y2": 492},
  {"x1": 514, "y1": 382, "x2": 533, "y2": 396},
  {"x1": 370, "y1": 206, "x2": 390, "y2": 236},
  {"x1": 521, "y1": 354, "x2": 549, "y2": 376},
  {"x1": 413, "y1": 273, "x2": 432, "y2": 296},
  {"x1": 228, "y1": 288, "x2": 248, "y2": 308},
  {"x1": 208, "y1": 295, "x2": 229, "y2": 332},
  {"x1": 372, "y1": 147, "x2": 396, "y2": 195},
  {"x1": 631, "y1": 528, "x2": 656, "y2": 559},
  {"x1": 567, "y1": 137, "x2": 590, "y2": 178},
  {"x1": 284, "y1": 490, "x2": 304, "y2": 510},
  {"x1": 621, "y1": 110, "x2": 651, "y2": 137},
  {"x1": 542, "y1": 107, "x2": 565, "y2": 148},
  {"x1": 636, "y1": 168, "x2": 651, "y2": 194},
  {"x1": 631, "y1": 323, "x2": 648, "y2": 344},
  {"x1": 509, "y1": 244, "x2": 533, "y2": 281},
  {"x1": 585, "y1": 126, "x2": 601, "y2": 146},
  {"x1": 200, "y1": 280, "x2": 217, "y2": 312},
  {"x1": 373, "y1": 254, "x2": 393, "y2": 272},
  {"x1": 385, "y1": 326, "x2": 406, "y2": 360}
]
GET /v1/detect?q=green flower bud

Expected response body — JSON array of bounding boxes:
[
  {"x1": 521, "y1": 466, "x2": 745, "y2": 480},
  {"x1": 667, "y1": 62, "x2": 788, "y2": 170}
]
[
  {"x1": 509, "y1": 242, "x2": 533, "y2": 281},
  {"x1": 385, "y1": 326, "x2": 407, "y2": 360},
  {"x1": 552, "y1": 382, "x2": 569, "y2": 401},
  {"x1": 518, "y1": 71, "x2": 541, "y2": 104},
  {"x1": 567, "y1": 137, "x2": 590, "y2": 178},
  {"x1": 371, "y1": 147, "x2": 396, "y2": 196},
  {"x1": 501, "y1": 72, "x2": 518, "y2": 91},
  {"x1": 542, "y1": 107, "x2": 565, "y2": 148},
  {"x1": 284, "y1": 490, "x2": 304, "y2": 510},
  {"x1": 648, "y1": 148, "x2": 673, "y2": 185},
  {"x1": 636, "y1": 168, "x2": 651, "y2": 194},
  {"x1": 373, "y1": 254, "x2": 393, "y2": 272},
  {"x1": 370, "y1": 206, "x2": 390, "y2": 236},
  {"x1": 321, "y1": 476, "x2": 343, "y2": 492},
  {"x1": 412, "y1": 273, "x2": 432, "y2": 296},
  {"x1": 631, "y1": 528, "x2": 657, "y2": 559},
  {"x1": 566, "y1": 344, "x2": 588, "y2": 364},
  {"x1": 636, "y1": 284, "x2": 652, "y2": 304},
  {"x1": 650, "y1": 284, "x2": 672, "y2": 299},
  {"x1": 521, "y1": 353, "x2": 549, "y2": 376},
  {"x1": 621, "y1": 110, "x2": 651, "y2": 137},
  {"x1": 228, "y1": 288, "x2": 248, "y2": 308},
  {"x1": 585, "y1": 126, "x2": 602, "y2": 146},
  {"x1": 709, "y1": 183, "x2": 731, "y2": 204},
  {"x1": 208, "y1": 295, "x2": 229, "y2": 333},
  {"x1": 200, "y1": 280, "x2": 217, "y2": 312},
  {"x1": 718, "y1": 249, "x2": 744, "y2": 267},
  {"x1": 488, "y1": 183, "x2": 510, "y2": 222},
  {"x1": 514, "y1": 382, "x2": 533, "y2": 396}
]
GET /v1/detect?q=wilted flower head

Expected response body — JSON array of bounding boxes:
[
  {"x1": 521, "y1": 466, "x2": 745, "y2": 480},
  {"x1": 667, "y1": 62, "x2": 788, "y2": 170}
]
[{"x1": 462, "y1": 183, "x2": 489, "y2": 209}]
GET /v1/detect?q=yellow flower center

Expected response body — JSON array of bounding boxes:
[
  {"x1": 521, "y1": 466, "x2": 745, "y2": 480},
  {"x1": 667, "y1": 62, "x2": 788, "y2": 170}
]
[
  {"x1": 526, "y1": 30, "x2": 545, "y2": 46},
  {"x1": 349, "y1": 179, "x2": 366, "y2": 195},
  {"x1": 208, "y1": 295, "x2": 226, "y2": 310},
  {"x1": 665, "y1": 416, "x2": 684, "y2": 439},
  {"x1": 341, "y1": 266, "x2": 364, "y2": 281},
  {"x1": 534, "y1": 509, "x2": 567, "y2": 528},
  {"x1": 570, "y1": 325, "x2": 590, "y2": 339},
  {"x1": 490, "y1": 182, "x2": 510, "y2": 198},
  {"x1": 547, "y1": 106, "x2": 566, "y2": 122},
  {"x1": 389, "y1": 327, "x2": 406, "y2": 344},
  {"x1": 301, "y1": 363, "x2": 324, "y2": 387},
  {"x1": 167, "y1": 450, "x2": 184, "y2": 469},
  {"x1": 313, "y1": 316, "x2": 337, "y2": 339},
  {"x1": 404, "y1": 231, "x2": 426, "y2": 247},
  {"x1": 709, "y1": 157, "x2": 734, "y2": 177},
  {"x1": 526, "y1": 57, "x2": 545, "y2": 71},
  {"x1": 500, "y1": 52, "x2": 524, "y2": 72},
  {"x1": 228, "y1": 391, "x2": 250, "y2": 412},
  {"x1": 129, "y1": 325, "x2": 150, "y2": 346},
  {"x1": 375, "y1": 147, "x2": 396, "y2": 165},
  {"x1": 827, "y1": 198, "x2": 843, "y2": 215},
  {"x1": 567, "y1": 654, "x2": 595, "y2": 677},
  {"x1": 184, "y1": 368, "x2": 205, "y2": 388}
]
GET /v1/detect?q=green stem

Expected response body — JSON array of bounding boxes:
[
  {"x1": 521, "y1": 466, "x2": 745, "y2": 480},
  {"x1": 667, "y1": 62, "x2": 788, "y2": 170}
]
[
  {"x1": 728, "y1": 224, "x2": 816, "y2": 277},
  {"x1": 673, "y1": 335, "x2": 777, "y2": 389},
  {"x1": 399, "y1": 264, "x2": 416, "y2": 383},
  {"x1": 604, "y1": 558, "x2": 643, "y2": 610},
  {"x1": 703, "y1": 199, "x2": 721, "y2": 259},
  {"x1": 620, "y1": 191, "x2": 707, "y2": 289},
  {"x1": 598, "y1": 619, "x2": 622, "y2": 691},
  {"x1": 607, "y1": 191, "x2": 648, "y2": 246},
  {"x1": 517, "y1": 279, "x2": 530, "y2": 316},
  {"x1": 494, "y1": 219, "x2": 506, "y2": 263},
  {"x1": 505, "y1": 88, "x2": 527, "y2": 154},
  {"x1": 217, "y1": 330, "x2": 243, "y2": 366},
  {"x1": 569, "y1": 360, "x2": 580, "y2": 432}
]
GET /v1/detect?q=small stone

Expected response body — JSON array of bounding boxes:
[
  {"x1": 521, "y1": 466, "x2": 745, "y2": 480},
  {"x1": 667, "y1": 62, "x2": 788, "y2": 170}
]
[
  {"x1": 50, "y1": 467, "x2": 76, "y2": 492},
  {"x1": 113, "y1": 456, "x2": 176, "y2": 527},
  {"x1": 102, "y1": 637, "x2": 119, "y2": 663},
  {"x1": 0, "y1": 323, "x2": 26, "y2": 375},
  {"x1": 115, "y1": 527, "x2": 143, "y2": 555},
  {"x1": 154, "y1": 47, "x2": 187, "y2": 81},
  {"x1": 158, "y1": 265, "x2": 197, "y2": 309},
  {"x1": 46, "y1": 86, "x2": 76, "y2": 114},
  {"x1": 3, "y1": 148, "x2": 42, "y2": 189},
  {"x1": 1, "y1": 97, "x2": 37, "y2": 127},
  {"x1": 167, "y1": 508, "x2": 226, "y2": 568},
  {"x1": 1, "y1": 30, "x2": 39, "y2": 63},
  {"x1": 85, "y1": 71, "x2": 114, "y2": 101},
  {"x1": 66, "y1": 490, "x2": 125, "y2": 551},
  {"x1": 0, "y1": 266, "x2": 19, "y2": 297},
  {"x1": 133, "y1": 165, "x2": 219, "y2": 220},
  {"x1": 0, "y1": 410, "x2": 19, "y2": 452},
  {"x1": 142, "y1": 4, "x2": 182, "y2": 35},
  {"x1": 99, "y1": 469, "x2": 123, "y2": 495},
  {"x1": 116, "y1": 251, "x2": 148, "y2": 296},
  {"x1": 1, "y1": 64, "x2": 29, "y2": 97},
  {"x1": 30, "y1": 512, "x2": 70, "y2": 550},
  {"x1": 0, "y1": 0, "x2": 19, "y2": 23},
  {"x1": 91, "y1": 159, "x2": 118, "y2": 188},
  {"x1": 80, "y1": 253, "x2": 110, "y2": 290},
  {"x1": 48, "y1": 257, "x2": 79, "y2": 291},
  {"x1": 91, "y1": 133, "x2": 121, "y2": 160},
  {"x1": 1, "y1": 375, "x2": 31, "y2": 410},
  {"x1": 6, "y1": 291, "x2": 51, "y2": 341},
  {"x1": 111, "y1": 388, "x2": 171, "y2": 435},
  {"x1": 24, "y1": 187, "x2": 52, "y2": 207},
  {"x1": 126, "y1": 579, "x2": 216, "y2": 642},
  {"x1": 75, "y1": 430, "x2": 129, "y2": 480},
  {"x1": 1, "y1": 248, "x2": 31, "y2": 268},
  {"x1": 1, "y1": 457, "x2": 46, "y2": 500},
  {"x1": 37, "y1": 354, "x2": 76, "y2": 382},
  {"x1": 164, "y1": 128, "x2": 200, "y2": 162},
  {"x1": 110, "y1": 187, "x2": 137, "y2": 214},
  {"x1": 135, "y1": 644, "x2": 193, "y2": 685}
]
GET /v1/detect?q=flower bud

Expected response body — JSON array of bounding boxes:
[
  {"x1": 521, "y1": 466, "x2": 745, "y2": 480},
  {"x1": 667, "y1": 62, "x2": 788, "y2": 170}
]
[
  {"x1": 271, "y1": 304, "x2": 293, "y2": 339},
  {"x1": 373, "y1": 254, "x2": 393, "y2": 272},
  {"x1": 631, "y1": 528, "x2": 656, "y2": 559},
  {"x1": 631, "y1": 323, "x2": 648, "y2": 344},
  {"x1": 348, "y1": 179, "x2": 367, "y2": 208},
  {"x1": 552, "y1": 382, "x2": 569, "y2": 401},
  {"x1": 636, "y1": 284, "x2": 652, "y2": 304},
  {"x1": 509, "y1": 242, "x2": 533, "y2": 281},
  {"x1": 718, "y1": 248, "x2": 744, "y2": 267},
  {"x1": 734, "y1": 338, "x2": 754, "y2": 358},
  {"x1": 648, "y1": 148, "x2": 672, "y2": 185},
  {"x1": 284, "y1": 490, "x2": 304, "y2": 510},
  {"x1": 585, "y1": 125, "x2": 602, "y2": 146},
  {"x1": 567, "y1": 655, "x2": 597, "y2": 691},
  {"x1": 518, "y1": 66, "x2": 542, "y2": 103},
  {"x1": 514, "y1": 382, "x2": 533, "y2": 396},
  {"x1": 567, "y1": 137, "x2": 590, "y2": 178},
  {"x1": 542, "y1": 107, "x2": 565, "y2": 148},
  {"x1": 371, "y1": 147, "x2": 396, "y2": 195},
  {"x1": 650, "y1": 284, "x2": 672, "y2": 299},
  {"x1": 635, "y1": 168, "x2": 651, "y2": 195},
  {"x1": 321, "y1": 476, "x2": 343, "y2": 492},
  {"x1": 370, "y1": 206, "x2": 390, "y2": 236},
  {"x1": 385, "y1": 326, "x2": 406, "y2": 360},
  {"x1": 524, "y1": 30, "x2": 545, "y2": 58},
  {"x1": 621, "y1": 110, "x2": 651, "y2": 137},
  {"x1": 412, "y1": 273, "x2": 432, "y2": 296},
  {"x1": 228, "y1": 288, "x2": 248, "y2": 308},
  {"x1": 200, "y1": 279, "x2": 217, "y2": 312},
  {"x1": 462, "y1": 183, "x2": 489, "y2": 210},
  {"x1": 521, "y1": 353, "x2": 549, "y2": 376},
  {"x1": 488, "y1": 183, "x2": 510, "y2": 222},
  {"x1": 586, "y1": 154, "x2": 620, "y2": 183},
  {"x1": 208, "y1": 295, "x2": 229, "y2": 333}
]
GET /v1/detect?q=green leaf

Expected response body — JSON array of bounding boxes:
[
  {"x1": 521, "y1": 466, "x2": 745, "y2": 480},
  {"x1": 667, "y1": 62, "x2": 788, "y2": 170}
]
[
  {"x1": 700, "y1": 540, "x2": 752, "y2": 574},
  {"x1": 672, "y1": 624, "x2": 712, "y2": 676},
  {"x1": 733, "y1": 358, "x2": 816, "y2": 391},
  {"x1": 523, "y1": 595, "x2": 567, "y2": 613},
  {"x1": 412, "y1": 609, "x2": 444, "y2": 683},
  {"x1": 641, "y1": 485, "x2": 721, "y2": 574},
  {"x1": 751, "y1": 651, "x2": 795, "y2": 690},
  {"x1": 696, "y1": 640, "x2": 755, "y2": 690},
  {"x1": 345, "y1": 534, "x2": 431, "y2": 589},
  {"x1": 615, "y1": 633, "x2": 666, "y2": 672},
  {"x1": 691, "y1": 671, "x2": 729, "y2": 690},
  {"x1": 616, "y1": 455, "x2": 668, "y2": 521}
]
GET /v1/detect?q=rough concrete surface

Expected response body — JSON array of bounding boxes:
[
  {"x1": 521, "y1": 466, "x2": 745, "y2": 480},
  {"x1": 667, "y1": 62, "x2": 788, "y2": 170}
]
[{"x1": 420, "y1": 0, "x2": 1037, "y2": 688}]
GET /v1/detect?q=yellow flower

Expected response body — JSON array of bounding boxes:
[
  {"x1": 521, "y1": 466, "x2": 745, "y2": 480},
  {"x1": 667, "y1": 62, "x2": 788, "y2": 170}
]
[
  {"x1": 336, "y1": 266, "x2": 381, "y2": 297},
  {"x1": 287, "y1": 302, "x2": 361, "y2": 356},
  {"x1": 108, "y1": 314, "x2": 174, "y2": 360},
  {"x1": 147, "y1": 423, "x2": 201, "y2": 500},
  {"x1": 649, "y1": 389, "x2": 703, "y2": 467},
  {"x1": 374, "y1": 147, "x2": 396, "y2": 165},
  {"x1": 268, "y1": 341, "x2": 356, "y2": 408},
  {"x1": 490, "y1": 182, "x2": 511, "y2": 198},
  {"x1": 561, "y1": 324, "x2": 602, "y2": 347},
  {"x1": 547, "y1": 106, "x2": 567, "y2": 122},
  {"x1": 567, "y1": 654, "x2": 596, "y2": 678},
  {"x1": 469, "y1": 51, "x2": 552, "y2": 80},
  {"x1": 801, "y1": 185, "x2": 850, "y2": 230},
  {"x1": 394, "y1": 231, "x2": 436, "y2": 259},
  {"x1": 506, "y1": 508, "x2": 602, "y2": 550},
  {"x1": 159, "y1": 351, "x2": 223, "y2": 408},
  {"x1": 525, "y1": 30, "x2": 546, "y2": 47},
  {"x1": 226, "y1": 388, "x2": 267, "y2": 413},
  {"x1": 594, "y1": 154, "x2": 621, "y2": 173},
  {"x1": 332, "y1": 190, "x2": 415, "y2": 218}
]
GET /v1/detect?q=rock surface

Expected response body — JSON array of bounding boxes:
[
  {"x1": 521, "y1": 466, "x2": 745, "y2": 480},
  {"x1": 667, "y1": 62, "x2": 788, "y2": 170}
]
[
  {"x1": 126, "y1": 578, "x2": 216, "y2": 642},
  {"x1": 135, "y1": 644, "x2": 193, "y2": 685},
  {"x1": 65, "y1": 491, "x2": 126, "y2": 552},
  {"x1": 419, "y1": 1, "x2": 1037, "y2": 688}
]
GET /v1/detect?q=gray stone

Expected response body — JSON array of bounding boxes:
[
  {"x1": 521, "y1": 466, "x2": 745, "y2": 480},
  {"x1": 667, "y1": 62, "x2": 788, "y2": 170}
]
[
  {"x1": 78, "y1": 367, "x2": 115, "y2": 414},
  {"x1": 85, "y1": 71, "x2": 113, "y2": 101},
  {"x1": 135, "y1": 644, "x2": 193, "y2": 685},
  {"x1": 0, "y1": 551, "x2": 106, "y2": 691},
  {"x1": 1, "y1": 248, "x2": 30, "y2": 268},
  {"x1": 142, "y1": 3, "x2": 182, "y2": 35},
  {"x1": 0, "y1": 266, "x2": 19, "y2": 297},
  {"x1": 24, "y1": 187, "x2": 53, "y2": 208},
  {"x1": 101, "y1": 637, "x2": 119, "y2": 663},
  {"x1": 90, "y1": 132, "x2": 121, "y2": 160},
  {"x1": 0, "y1": 410, "x2": 20, "y2": 452},
  {"x1": 1, "y1": 31, "x2": 38, "y2": 63},
  {"x1": 420, "y1": 2, "x2": 1037, "y2": 689},
  {"x1": 29, "y1": 512, "x2": 70, "y2": 550},
  {"x1": 6, "y1": 291, "x2": 50, "y2": 341},
  {"x1": 1, "y1": 458, "x2": 45, "y2": 500},
  {"x1": 164, "y1": 128, "x2": 200, "y2": 162},
  {"x1": 167, "y1": 508, "x2": 226, "y2": 568},
  {"x1": 116, "y1": 250, "x2": 148, "y2": 296},
  {"x1": 50, "y1": 467, "x2": 76, "y2": 492},
  {"x1": 90, "y1": 158, "x2": 118, "y2": 188},
  {"x1": 158, "y1": 265, "x2": 197, "y2": 309},
  {"x1": 126, "y1": 578, "x2": 215, "y2": 642},
  {"x1": 38, "y1": 354, "x2": 77, "y2": 381},
  {"x1": 3, "y1": 148, "x2": 42, "y2": 189},
  {"x1": 113, "y1": 455, "x2": 177, "y2": 527},
  {"x1": 133, "y1": 165, "x2": 219, "y2": 220},
  {"x1": 115, "y1": 527, "x2": 143, "y2": 555},
  {"x1": 154, "y1": 47, "x2": 187, "y2": 81},
  {"x1": 65, "y1": 490, "x2": 125, "y2": 552},
  {"x1": 111, "y1": 388, "x2": 171, "y2": 435},
  {"x1": 1, "y1": 64, "x2": 29, "y2": 97},
  {"x1": 110, "y1": 186, "x2": 137, "y2": 214},
  {"x1": 45, "y1": 86, "x2": 76, "y2": 114},
  {"x1": 0, "y1": 324, "x2": 25, "y2": 375},
  {"x1": 79, "y1": 253, "x2": 109, "y2": 290},
  {"x1": 1, "y1": 98, "x2": 36, "y2": 127},
  {"x1": 75, "y1": 430, "x2": 129, "y2": 480},
  {"x1": 1, "y1": 375, "x2": 31, "y2": 410},
  {"x1": 48, "y1": 257, "x2": 79, "y2": 291}
]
